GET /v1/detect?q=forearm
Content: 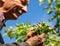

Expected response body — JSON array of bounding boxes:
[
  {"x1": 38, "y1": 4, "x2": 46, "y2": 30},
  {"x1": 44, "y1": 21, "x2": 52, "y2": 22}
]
[
  {"x1": 0, "y1": 12, "x2": 6, "y2": 44},
  {"x1": 0, "y1": 12, "x2": 5, "y2": 30},
  {"x1": 0, "y1": 42, "x2": 29, "y2": 46},
  {"x1": 0, "y1": 33, "x2": 4, "y2": 44},
  {"x1": 0, "y1": 20, "x2": 5, "y2": 44},
  {"x1": 13, "y1": 42, "x2": 29, "y2": 46},
  {"x1": 0, "y1": 20, "x2": 5, "y2": 30}
]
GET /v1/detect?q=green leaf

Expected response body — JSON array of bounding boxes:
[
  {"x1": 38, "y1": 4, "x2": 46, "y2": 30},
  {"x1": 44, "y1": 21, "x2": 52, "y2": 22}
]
[
  {"x1": 58, "y1": 15, "x2": 60, "y2": 19},
  {"x1": 48, "y1": 0, "x2": 52, "y2": 5},
  {"x1": 49, "y1": 15, "x2": 57, "y2": 22},
  {"x1": 16, "y1": 37, "x2": 22, "y2": 42},
  {"x1": 47, "y1": 9, "x2": 52, "y2": 14},
  {"x1": 53, "y1": 0, "x2": 57, "y2": 2},
  {"x1": 56, "y1": 2, "x2": 60, "y2": 8},
  {"x1": 39, "y1": 0, "x2": 44, "y2": 5},
  {"x1": 44, "y1": 6, "x2": 50, "y2": 10},
  {"x1": 9, "y1": 32, "x2": 15, "y2": 39}
]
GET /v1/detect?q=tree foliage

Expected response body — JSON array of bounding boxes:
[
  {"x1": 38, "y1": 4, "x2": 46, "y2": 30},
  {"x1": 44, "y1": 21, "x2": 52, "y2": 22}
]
[
  {"x1": 4, "y1": 22, "x2": 60, "y2": 46},
  {"x1": 39, "y1": 0, "x2": 60, "y2": 35}
]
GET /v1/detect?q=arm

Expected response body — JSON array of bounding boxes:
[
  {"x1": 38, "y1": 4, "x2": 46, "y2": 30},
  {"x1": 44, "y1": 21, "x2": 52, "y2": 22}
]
[
  {"x1": 0, "y1": 12, "x2": 5, "y2": 44},
  {"x1": 0, "y1": 42, "x2": 29, "y2": 46},
  {"x1": 0, "y1": 12, "x2": 5, "y2": 30},
  {"x1": 0, "y1": 33, "x2": 4, "y2": 44},
  {"x1": 0, "y1": 20, "x2": 4, "y2": 44}
]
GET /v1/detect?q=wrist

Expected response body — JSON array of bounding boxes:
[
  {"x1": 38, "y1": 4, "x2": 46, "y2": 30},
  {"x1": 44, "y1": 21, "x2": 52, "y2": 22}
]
[
  {"x1": 26, "y1": 41, "x2": 32, "y2": 46},
  {"x1": 13, "y1": 42, "x2": 29, "y2": 46},
  {"x1": 21, "y1": 42, "x2": 30, "y2": 46}
]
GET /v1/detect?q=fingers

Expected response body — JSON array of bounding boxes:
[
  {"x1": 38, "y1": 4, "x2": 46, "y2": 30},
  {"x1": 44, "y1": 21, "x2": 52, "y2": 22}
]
[
  {"x1": 38, "y1": 33, "x2": 46, "y2": 42},
  {"x1": 39, "y1": 33, "x2": 46, "y2": 38},
  {"x1": 25, "y1": 33, "x2": 46, "y2": 46},
  {"x1": 24, "y1": 30, "x2": 46, "y2": 43},
  {"x1": 12, "y1": 13, "x2": 18, "y2": 19},
  {"x1": 24, "y1": 30, "x2": 37, "y2": 41},
  {"x1": 21, "y1": 0, "x2": 29, "y2": 5}
]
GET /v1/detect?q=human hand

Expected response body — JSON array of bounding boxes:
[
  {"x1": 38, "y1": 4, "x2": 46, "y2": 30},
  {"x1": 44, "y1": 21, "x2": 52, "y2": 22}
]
[
  {"x1": 0, "y1": 0, "x2": 29, "y2": 20},
  {"x1": 24, "y1": 30, "x2": 37, "y2": 41},
  {"x1": 25, "y1": 31, "x2": 46, "y2": 46}
]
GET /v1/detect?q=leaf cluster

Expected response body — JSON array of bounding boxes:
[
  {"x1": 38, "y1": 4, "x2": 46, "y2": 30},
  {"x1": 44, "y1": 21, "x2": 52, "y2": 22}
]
[
  {"x1": 4, "y1": 22, "x2": 60, "y2": 46},
  {"x1": 39, "y1": 0, "x2": 60, "y2": 35}
]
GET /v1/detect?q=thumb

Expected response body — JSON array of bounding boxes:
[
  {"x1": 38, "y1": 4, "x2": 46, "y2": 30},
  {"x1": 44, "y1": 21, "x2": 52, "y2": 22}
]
[{"x1": 39, "y1": 33, "x2": 46, "y2": 38}]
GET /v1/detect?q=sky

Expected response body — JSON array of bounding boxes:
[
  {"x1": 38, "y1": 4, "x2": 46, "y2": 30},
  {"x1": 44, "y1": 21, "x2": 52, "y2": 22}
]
[{"x1": 1, "y1": 0, "x2": 56, "y2": 44}]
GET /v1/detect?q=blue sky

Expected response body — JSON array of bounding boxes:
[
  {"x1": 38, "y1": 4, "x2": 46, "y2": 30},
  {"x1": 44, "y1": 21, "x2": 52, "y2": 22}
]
[{"x1": 1, "y1": 0, "x2": 56, "y2": 44}]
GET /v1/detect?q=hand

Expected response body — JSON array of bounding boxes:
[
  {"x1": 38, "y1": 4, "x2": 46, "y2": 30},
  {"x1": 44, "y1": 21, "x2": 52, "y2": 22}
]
[
  {"x1": 0, "y1": 0, "x2": 29, "y2": 20},
  {"x1": 25, "y1": 31, "x2": 46, "y2": 46},
  {"x1": 24, "y1": 30, "x2": 37, "y2": 41}
]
